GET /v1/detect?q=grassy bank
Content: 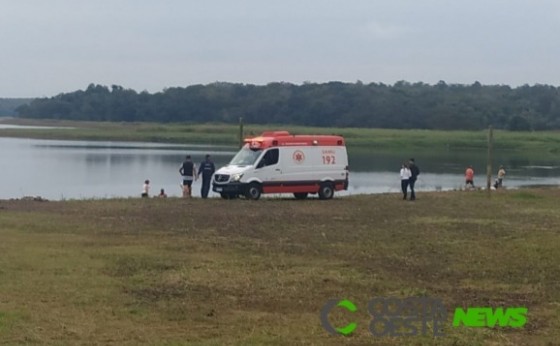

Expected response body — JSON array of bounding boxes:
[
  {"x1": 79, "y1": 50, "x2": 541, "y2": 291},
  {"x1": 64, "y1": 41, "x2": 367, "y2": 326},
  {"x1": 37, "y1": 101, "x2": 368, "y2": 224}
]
[
  {"x1": 1, "y1": 118, "x2": 560, "y2": 153},
  {"x1": 0, "y1": 189, "x2": 559, "y2": 345}
]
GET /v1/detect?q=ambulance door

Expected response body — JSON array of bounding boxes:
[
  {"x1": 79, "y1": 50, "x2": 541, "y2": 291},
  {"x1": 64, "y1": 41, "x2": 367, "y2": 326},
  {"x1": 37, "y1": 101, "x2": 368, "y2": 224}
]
[{"x1": 252, "y1": 148, "x2": 281, "y2": 184}]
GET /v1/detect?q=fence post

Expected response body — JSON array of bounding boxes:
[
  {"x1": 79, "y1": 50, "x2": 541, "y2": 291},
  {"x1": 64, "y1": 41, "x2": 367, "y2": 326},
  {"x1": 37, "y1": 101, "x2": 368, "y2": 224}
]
[
  {"x1": 486, "y1": 125, "x2": 493, "y2": 195},
  {"x1": 239, "y1": 117, "x2": 244, "y2": 148}
]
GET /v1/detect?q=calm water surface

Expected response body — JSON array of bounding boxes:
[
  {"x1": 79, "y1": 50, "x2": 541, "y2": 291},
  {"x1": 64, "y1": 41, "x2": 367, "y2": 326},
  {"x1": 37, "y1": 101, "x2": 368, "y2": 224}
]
[{"x1": 1, "y1": 136, "x2": 558, "y2": 200}]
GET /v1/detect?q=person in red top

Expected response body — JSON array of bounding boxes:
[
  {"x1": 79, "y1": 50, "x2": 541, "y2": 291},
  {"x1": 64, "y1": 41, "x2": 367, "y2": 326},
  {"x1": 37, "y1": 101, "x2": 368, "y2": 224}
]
[{"x1": 465, "y1": 166, "x2": 475, "y2": 188}]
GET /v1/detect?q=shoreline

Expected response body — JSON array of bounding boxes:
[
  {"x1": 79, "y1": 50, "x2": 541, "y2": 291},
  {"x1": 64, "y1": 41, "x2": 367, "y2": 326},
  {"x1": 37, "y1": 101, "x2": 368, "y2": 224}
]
[
  {"x1": 2, "y1": 118, "x2": 560, "y2": 154},
  {"x1": 2, "y1": 185, "x2": 558, "y2": 203}
]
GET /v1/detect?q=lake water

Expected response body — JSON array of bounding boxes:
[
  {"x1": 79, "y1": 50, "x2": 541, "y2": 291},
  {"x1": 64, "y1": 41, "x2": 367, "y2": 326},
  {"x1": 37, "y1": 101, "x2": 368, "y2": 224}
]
[{"x1": 0, "y1": 136, "x2": 558, "y2": 200}]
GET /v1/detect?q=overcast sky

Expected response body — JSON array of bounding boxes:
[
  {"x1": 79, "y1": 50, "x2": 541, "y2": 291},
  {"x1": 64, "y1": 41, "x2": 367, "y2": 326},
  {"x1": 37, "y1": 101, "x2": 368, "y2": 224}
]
[{"x1": 1, "y1": 0, "x2": 559, "y2": 97}]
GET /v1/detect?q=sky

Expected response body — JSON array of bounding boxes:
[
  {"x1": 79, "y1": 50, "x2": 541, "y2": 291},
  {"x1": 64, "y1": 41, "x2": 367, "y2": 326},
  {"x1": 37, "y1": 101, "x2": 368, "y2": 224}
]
[{"x1": 1, "y1": 0, "x2": 560, "y2": 97}]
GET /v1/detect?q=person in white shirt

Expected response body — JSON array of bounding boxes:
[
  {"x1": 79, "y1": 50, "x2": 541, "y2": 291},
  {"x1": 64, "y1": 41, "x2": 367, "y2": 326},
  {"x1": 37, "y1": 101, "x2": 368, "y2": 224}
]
[
  {"x1": 142, "y1": 179, "x2": 150, "y2": 198},
  {"x1": 400, "y1": 162, "x2": 411, "y2": 200}
]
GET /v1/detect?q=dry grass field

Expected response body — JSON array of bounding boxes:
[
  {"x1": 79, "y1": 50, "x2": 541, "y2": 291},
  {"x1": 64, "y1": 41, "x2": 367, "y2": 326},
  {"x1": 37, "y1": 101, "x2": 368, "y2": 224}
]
[{"x1": 1, "y1": 189, "x2": 559, "y2": 345}]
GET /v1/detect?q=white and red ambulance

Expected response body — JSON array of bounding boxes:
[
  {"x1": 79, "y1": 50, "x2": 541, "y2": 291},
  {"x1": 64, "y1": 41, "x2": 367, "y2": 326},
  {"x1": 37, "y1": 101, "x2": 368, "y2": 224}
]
[{"x1": 212, "y1": 131, "x2": 349, "y2": 200}]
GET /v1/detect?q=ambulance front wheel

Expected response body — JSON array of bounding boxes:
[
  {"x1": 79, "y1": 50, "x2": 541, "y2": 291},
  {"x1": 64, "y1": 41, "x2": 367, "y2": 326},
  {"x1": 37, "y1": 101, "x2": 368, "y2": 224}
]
[
  {"x1": 318, "y1": 183, "x2": 334, "y2": 200},
  {"x1": 245, "y1": 183, "x2": 262, "y2": 200}
]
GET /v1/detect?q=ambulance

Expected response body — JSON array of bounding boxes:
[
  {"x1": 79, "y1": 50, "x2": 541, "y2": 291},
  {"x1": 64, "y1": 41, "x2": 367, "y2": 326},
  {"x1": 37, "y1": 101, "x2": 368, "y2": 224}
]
[{"x1": 212, "y1": 131, "x2": 349, "y2": 200}]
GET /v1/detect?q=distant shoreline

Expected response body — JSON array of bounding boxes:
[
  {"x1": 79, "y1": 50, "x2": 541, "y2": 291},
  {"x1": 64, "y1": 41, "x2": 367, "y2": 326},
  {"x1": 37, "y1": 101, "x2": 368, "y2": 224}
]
[{"x1": 1, "y1": 118, "x2": 560, "y2": 155}]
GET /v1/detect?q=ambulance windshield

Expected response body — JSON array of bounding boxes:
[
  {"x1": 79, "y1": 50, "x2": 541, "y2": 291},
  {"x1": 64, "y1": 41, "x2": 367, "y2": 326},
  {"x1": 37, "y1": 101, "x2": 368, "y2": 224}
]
[{"x1": 229, "y1": 147, "x2": 263, "y2": 166}]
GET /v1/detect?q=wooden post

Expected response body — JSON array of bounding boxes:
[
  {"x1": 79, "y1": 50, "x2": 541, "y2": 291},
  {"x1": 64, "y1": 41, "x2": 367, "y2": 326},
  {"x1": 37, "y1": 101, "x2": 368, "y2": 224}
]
[
  {"x1": 486, "y1": 125, "x2": 493, "y2": 195},
  {"x1": 239, "y1": 117, "x2": 244, "y2": 148}
]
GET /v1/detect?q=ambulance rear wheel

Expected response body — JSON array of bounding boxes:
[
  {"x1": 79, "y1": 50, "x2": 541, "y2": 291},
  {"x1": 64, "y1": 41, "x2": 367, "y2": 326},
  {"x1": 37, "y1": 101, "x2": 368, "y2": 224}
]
[
  {"x1": 318, "y1": 183, "x2": 334, "y2": 200},
  {"x1": 294, "y1": 192, "x2": 308, "y2": 200},
  {"x1": 245, "y1": 183, "x2": 262, "y2": 200}
]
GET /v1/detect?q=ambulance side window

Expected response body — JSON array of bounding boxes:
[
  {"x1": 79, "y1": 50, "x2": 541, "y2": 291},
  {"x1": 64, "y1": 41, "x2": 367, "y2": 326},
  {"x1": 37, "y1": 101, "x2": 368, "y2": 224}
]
[{"x1": 257, "y1": 149, "x2": 279, "y2": 168}]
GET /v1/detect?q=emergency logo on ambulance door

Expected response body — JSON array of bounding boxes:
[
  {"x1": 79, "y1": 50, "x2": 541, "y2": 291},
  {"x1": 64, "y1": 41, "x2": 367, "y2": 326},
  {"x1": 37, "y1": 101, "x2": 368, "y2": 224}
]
[{"x1": 293, "y1": 150, "x2": 305, "y2": 164}]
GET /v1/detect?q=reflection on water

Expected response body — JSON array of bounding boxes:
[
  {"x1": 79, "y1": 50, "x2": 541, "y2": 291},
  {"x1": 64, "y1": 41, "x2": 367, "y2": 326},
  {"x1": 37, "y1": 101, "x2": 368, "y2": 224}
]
[
  {"x1": 1, "y1": 138, "x2": 237, "y2": 200},
  {"x1": 0, "y1": 137, "x2": 558, "y2": 200},
  {"x1": 0, "y1": 124, "x2": 75, "y2": 130}
]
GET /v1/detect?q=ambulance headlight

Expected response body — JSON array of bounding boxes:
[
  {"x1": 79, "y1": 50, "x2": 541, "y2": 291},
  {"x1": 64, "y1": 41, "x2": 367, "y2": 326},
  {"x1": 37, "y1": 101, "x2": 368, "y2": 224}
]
[{"x1": 232, "y1": 173, "x2": 243, "y2": 182}]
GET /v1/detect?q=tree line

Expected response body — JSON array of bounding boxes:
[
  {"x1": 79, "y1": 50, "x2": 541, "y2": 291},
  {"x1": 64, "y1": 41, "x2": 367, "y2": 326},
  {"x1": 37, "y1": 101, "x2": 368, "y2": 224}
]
[
  {"x1": 0, "y1": 98, "x2": 32, "y2": 116},
  {"x1": 15, "y1": 81, "x2": 560, "y2": 130}
]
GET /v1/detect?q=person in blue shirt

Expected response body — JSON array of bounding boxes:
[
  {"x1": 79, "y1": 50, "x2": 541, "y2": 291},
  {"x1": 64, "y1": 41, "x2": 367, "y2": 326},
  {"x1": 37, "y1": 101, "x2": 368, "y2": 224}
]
[
  {"x1": 198, "y1": 154, "x2": 215, "y2": 198},
  {"x1": 408, "y1": 158, "x2": 420, "y2": 200}
]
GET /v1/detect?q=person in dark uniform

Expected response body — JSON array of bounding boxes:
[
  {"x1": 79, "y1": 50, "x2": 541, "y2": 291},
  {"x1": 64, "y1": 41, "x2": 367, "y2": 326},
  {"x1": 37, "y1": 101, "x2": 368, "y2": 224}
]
[
  {"x1": 179, "y1": 155, "x2": 197, "y2": 197},
  {"x1": 408, "y1": 158, "x2": 420, "y2": 201},
  {"x1": 198, "y1": 154, "x2": 215, "y2": 198}
]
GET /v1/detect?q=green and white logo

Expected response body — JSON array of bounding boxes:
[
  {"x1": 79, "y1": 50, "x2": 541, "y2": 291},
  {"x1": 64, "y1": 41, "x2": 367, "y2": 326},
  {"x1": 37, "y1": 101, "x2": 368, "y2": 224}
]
[
  {"x1": 320, "y1": 299, "x2": 358, "y2": 336},
  {"x1": 320, "y1": 297, "x2": 528, "y2": 337}
]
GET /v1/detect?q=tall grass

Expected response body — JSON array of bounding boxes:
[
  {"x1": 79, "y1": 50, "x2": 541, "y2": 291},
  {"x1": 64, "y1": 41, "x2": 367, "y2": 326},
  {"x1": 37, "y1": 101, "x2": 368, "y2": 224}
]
[{"x1": 1, "y1": 118, "x2": 560, "y2": 154}]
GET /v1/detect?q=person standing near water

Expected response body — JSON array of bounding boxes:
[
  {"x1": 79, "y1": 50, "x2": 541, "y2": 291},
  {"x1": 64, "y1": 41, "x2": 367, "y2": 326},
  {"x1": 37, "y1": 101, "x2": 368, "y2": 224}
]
[
  {"x1": 408, "y1": 158, "x2": 420, "y2": 200},
  {"x1": 496, "y1": 165, "x2": 506, "y2": 188},
  {"x1": 465, "y1": 165, "x2": 475, "y2": 189},
  {"x1": 179, "y1": 155, "x2": 197, "y2": 197},
  {"x1": 400, "y1": 162, "x2": 411, "y2": 200},
  {"x1": 198, "y1": 154, "x2": 215, "y2": 198},
  {"x1": 141, "y1": 179, "x2": 150, "y2": 198}
]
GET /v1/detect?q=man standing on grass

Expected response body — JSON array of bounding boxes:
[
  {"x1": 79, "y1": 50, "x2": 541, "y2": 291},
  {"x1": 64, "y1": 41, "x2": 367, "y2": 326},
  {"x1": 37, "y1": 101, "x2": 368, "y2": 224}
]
[
  {"x1": 198, "y1": 154, "x2": 215, "y2": 198},
  {"x1": 408, "y1": 158, "x2": 420, "y2": 200},
  {"x1": 400, "y1": 161, "x2": 411, "y2": 200},
  {"x1": 179, "y1": 155, "x2": 197, "y2": 197}
]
